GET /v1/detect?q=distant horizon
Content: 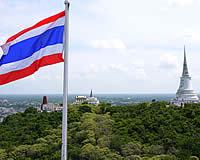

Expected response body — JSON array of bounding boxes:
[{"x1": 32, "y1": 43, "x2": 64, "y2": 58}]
[{"x1": 0, "y1": 92, "x2": 180, "y2": 95}]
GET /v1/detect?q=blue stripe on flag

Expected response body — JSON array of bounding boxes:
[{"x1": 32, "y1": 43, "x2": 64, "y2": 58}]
[{"x1": 0, "y1": 26, "x2": 64, "y2": 66}]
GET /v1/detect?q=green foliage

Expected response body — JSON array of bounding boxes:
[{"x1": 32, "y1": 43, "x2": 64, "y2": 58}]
[
  {"x1": 121, "y1": 142, "x2": 143, "y2": 157},
  {"x1": 79, "y1": 104, "x2": 92, "y2": 113},
  {"x1": 0, "y1": 149, "x2": 7, "y2": 160},
  {"x1": 0, "y1": 107, "x2": 62, "y2": 160},
  {"x1": 190, "y1": 156, "x2": 199, "y2": 160},
  {"x1": 150, "y1": 155, "x2": 176, "y2": 160},
  {"x1": 0, "y1": 103, "x2": 200, "y2": 159}
]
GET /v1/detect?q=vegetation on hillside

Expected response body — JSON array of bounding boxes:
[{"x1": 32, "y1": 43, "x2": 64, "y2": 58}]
[{"x1": 0, "y1": 102, "x2": 200, "y2": 159}]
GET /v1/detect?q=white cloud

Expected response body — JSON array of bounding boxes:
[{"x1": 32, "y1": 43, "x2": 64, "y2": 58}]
[
  {"x1": 89, "y1": 62, "x2": 148, "y2": 80},
  {"x1": 25, "y1": 75, "x2": 36, "y2": 81},
  {"x1": 0, "y1": 35, "x2": 7, "y2": 45},
  {"x1": 90, "y1": 39, "x2": 126, "y2": 49},
  {"x1": 158, "y1": 54, "x2": 179, "y2": 70},
  {"x1": 131, "y1": 61, "x2": 145, "y2": 69},
  {"x1": 183, "y1": 32, "x2": 200, "y2": 42},
  {"x1": 88, "y1": 64, "x2": 103, "y2": 73},
  {"x1": 168, "y1": 0, "x2": 195, "y2": 7},
  {"x1": 193, "y1": 73, "x2": 200, "y2": 80},
  {"x1": 109, "y1": 64, "x2": 128, "y2": 72},
  {"x1": 133, "y1": 68, "x2": 148, "y2": 80},
  {"x1": 55, "y1": 75, "x2": 62, "y2": 80}
]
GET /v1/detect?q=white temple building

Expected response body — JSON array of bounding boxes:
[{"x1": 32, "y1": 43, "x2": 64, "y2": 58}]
[
  {"x1": 86, "y1": 90, "x2": 100, "y2": 105},
  {"x1": 171, "y1": 46, "x2": 199, "y2": 106},
  {"x1": 74, "y1": 90, "x2": 99, "y2": 105},
  {"x1": 74, "y1": 96, "x2": 87, "y2": 104}
]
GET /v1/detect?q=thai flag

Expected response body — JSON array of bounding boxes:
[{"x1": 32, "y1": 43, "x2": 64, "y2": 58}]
[{"x1": 0, "y1": 11, "x2": 65, "y2": 85}]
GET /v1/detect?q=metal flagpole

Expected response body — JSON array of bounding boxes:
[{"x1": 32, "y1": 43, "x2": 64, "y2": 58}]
[{"x1": 62, "y1": 0, "x2": 70, "y2": 160}]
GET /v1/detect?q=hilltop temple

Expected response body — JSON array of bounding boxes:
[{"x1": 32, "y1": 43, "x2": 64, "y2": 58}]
[
  {"x1": 75, "y1": 90, "x2": 100, "y2": 105},
  {"x1": 86, "y1": 90, "x2": 100, "y2": 105},
  {"x1": 171, "y1": 46, "x2": 199, "y2": 106}
]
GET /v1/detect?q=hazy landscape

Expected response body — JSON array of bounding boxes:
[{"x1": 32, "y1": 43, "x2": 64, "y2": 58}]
[{"x1": 0, "y1": 94, "x2": 175, "y2": 105}]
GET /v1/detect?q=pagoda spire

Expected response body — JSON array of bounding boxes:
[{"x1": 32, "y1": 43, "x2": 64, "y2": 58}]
[
  {"x1": 182, "y1": 46, "x2": 189, "y2": 76},
  {"x1": 90, "y1": 89, "x2": 93, "y2": 97}
]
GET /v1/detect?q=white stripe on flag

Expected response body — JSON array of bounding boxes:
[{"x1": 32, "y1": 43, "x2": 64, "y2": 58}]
[{"x1": 0, "y1": 44, "x2": 63, "y2": 75}]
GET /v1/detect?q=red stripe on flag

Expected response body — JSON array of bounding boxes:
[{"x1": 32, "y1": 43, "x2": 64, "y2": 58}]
[
  {"x1": 0, "y1": 53, "x2": 64, "y2": 85},
  {"x1": 6, "y1": 11, "x2": 65, "y2": 43}
]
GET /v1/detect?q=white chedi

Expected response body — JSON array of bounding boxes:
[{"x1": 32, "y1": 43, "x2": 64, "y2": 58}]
[{"x1": 171, "y1": 46, "x2": 199, "y2": 106}]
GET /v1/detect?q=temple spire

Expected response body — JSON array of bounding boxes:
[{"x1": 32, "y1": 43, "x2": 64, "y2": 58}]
[
  {"x1": 182, "y1": 46, "x2": 189, "y2": 76},
  {"x1": 90, "y1": 89, "x2": 93, "y2": 97}
]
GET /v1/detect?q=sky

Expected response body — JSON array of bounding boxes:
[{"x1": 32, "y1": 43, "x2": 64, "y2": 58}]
[{"x1": 1, "y1": 0, "x2": 200, "y2": 94}]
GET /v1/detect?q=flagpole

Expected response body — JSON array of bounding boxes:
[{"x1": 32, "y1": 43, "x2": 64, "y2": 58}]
[{"x1": 62, "y1": 0, "x2": 70, "y2": 160}]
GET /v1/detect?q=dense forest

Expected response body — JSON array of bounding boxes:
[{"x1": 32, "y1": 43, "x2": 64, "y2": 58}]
[{"x1": 0, "y1": 102, "x2": 200, "y2": 159}]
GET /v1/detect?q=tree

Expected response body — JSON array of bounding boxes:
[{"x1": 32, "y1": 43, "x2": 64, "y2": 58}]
[{"x1": 121, "y1": 142, "x2": 143, "y2": 157}]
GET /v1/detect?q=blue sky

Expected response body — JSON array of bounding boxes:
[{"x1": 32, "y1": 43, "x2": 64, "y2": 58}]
[{"x1": 1, "y1": 0, "x2": 200, "y2": 94}]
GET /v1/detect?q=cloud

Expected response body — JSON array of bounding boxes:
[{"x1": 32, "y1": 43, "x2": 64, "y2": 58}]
[
  {"x1": 25, "y1": 75, "x2": 36, "y2": 81},
  {"x1": 108, "y1": 64, "x2": 128, "y2": 72},
  {"x1": 100, "y1": 63, "x2": 148, "y2": 80},
  {"x1": 193, "y1": 73, "x2": 200, "y2": 80},
  {"x1": 90, "y1": 39, "x2": 126, "y2": 49},
  {"x1": 131, "y1": 62, "x2": 148, "y2": 80},
  {"x1": 183, "y1": 32, "x2": 200, "y2": 43},
  {"x1": 133, "y1": 68, "x2": 148, "y2": 80},
  {"x1": 158, "y1": 54, "x2": 179, "y2": 70},
  {"x1": 71, "y1": 59, "x2": 148, "y2": 82},
  {"x1": 88, "y1": 64, "x2": 103, "y2": 73},
  {"x1": 168, "y1": 0, "x2": 195, "y2": 7}
]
